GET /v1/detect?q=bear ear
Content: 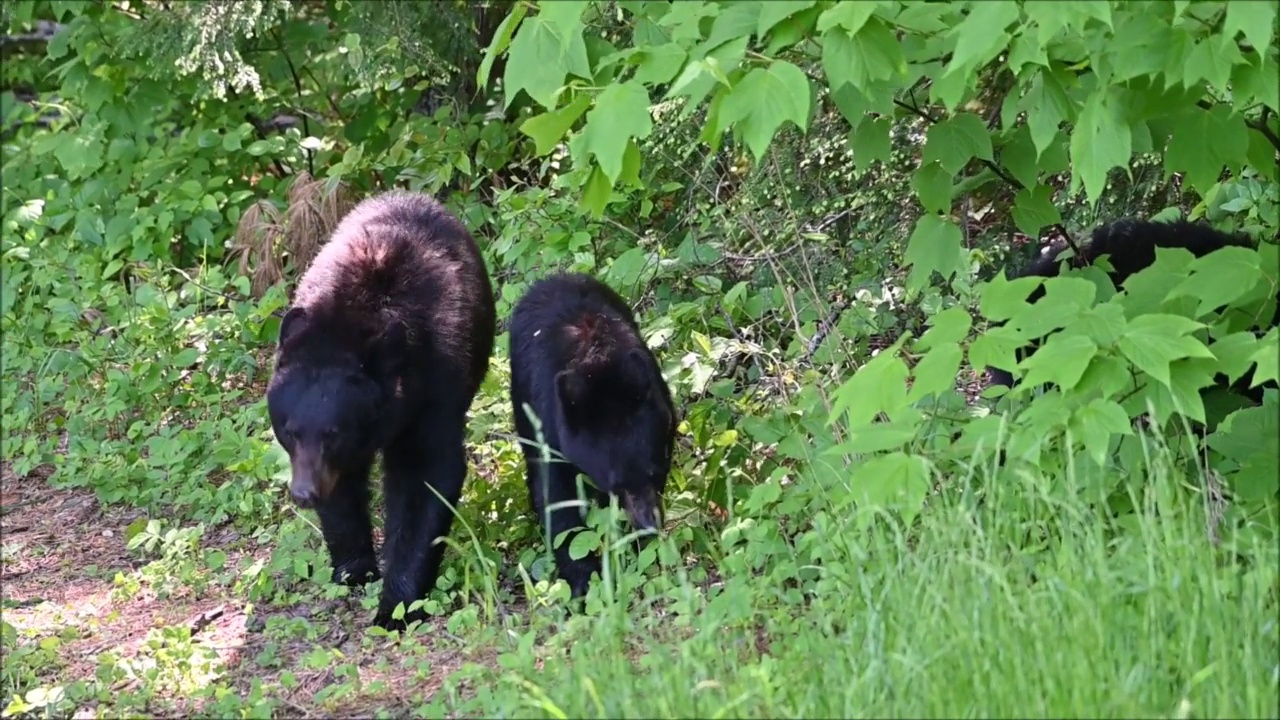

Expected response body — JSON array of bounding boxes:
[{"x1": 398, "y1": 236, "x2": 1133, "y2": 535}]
[
  {"x1": 623, "y1": 347, "x2": 654, "y2": 393},
  {"x1": 555, "y1": 369, "x2": 587, "y2": 407},
  {"x1": 279, "y1": 307, "x2": 309, "y2": 346}
]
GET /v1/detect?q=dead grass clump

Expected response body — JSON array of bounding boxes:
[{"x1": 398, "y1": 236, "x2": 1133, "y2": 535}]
[
  {"x1": 232, "y1": 199, "x2": 285, "y2": 298},
  {"x1": 232, "y1": 173, "x2": 358, "y2": 298}
]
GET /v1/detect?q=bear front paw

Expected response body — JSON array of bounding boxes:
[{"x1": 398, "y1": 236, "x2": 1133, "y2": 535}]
[{"x1": 331, "y1": 556, "x2": 381, "y2": 587}]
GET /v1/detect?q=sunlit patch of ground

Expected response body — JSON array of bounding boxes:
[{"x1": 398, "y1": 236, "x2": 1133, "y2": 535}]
[{"x1": 2, "y1": 460, "x2": 508, "y2": 718}]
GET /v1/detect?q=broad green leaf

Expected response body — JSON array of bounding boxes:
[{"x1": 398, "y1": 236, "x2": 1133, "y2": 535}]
[
  {"x1": 980, "y1": 272, "x2": 1045, "y2": 322},
  {"x1": 567, "y1": 528, "x2": 599, "y2": 560},
  {"x1": 1011, "y1": 185, "x2": 1062, "y2": 237},
  {"x1": 580, "y1": 165, "x2": 612, "y2": 217},
  {"x1": 904, "y1": 215, "x2": 967, "y2": 290},
  {"x1": 1074, "y1": 352, "x2": 1134, "y2": 399},
  {"x1": 922, "y1": 112, "x2": 993, "y2": 175},
  {"x1": 1067, "y1": 398, "x2": 1132, "y2": 467},
  {"x1": 830, "y1": 81, "x2": 895, "y2": 130},
  {"x1": 520, "y1": 94, "x2": 591, "y2": 156},
  {"x1": 1209, "y1": 332, "x2": 1262, "y2": 386},
  {"x1": 1168, "y1": 246, "x2": 1263, "y2": 316},
  {"x1": 1070, "y1": 87, "x2": 1132, "y2": 203},
  {"x1": 757, "y1": 0, "x2": 815, "y2": 37},
  {"x1": 1007, "y1": 31, "x2": 1047, "y2": 75},
  {"x1": 504, "y1": 11, "x2": 592, "y2": 109},
  {"x1": 1020, "y1": 332, "x2": 1098, "y2": 391},
  {"x1": 1001, "y1": 126, "x2": 1042, "y2": 190},
  {"x1": 944, "y1": 1, "x2": 1018, "y2": 76},
  {"x1": 478, "y1": 3, "x2": 528, "y2": 88},
  {"x1": 848, "y1": 452, "x2": 931, "y2": 522},
  {"x1": 1022, "y1": 67, "x2": 1073, "y2": 156},
  {"x1": 1231, "y1": 52, "x2": 1280, "y2": 115},
  {"x1": 916, "y1": 307, "x2": 973, "y2": 350},
  {"x1": 1012, "y1": 277, "x2": 1097, "y2": 340},
  {"x1": 820, "y1": 18, "x2": 906, "y2": 91},
  {"x1": 911, "y1": 161, "x2": 953, "y2": 215},
  {"x1": 969, "y1": 325, "x2": 1025, "y2": 376},
  {"x1": 907, "y1": 343, "x2": 963, "y2": 402},
  {"x1": 667, "y1": 36, "x2": 749, "y2": 113},
  {"x1": 829, "y1": 340, "x2": 910, "y2": 428},
  {"x1": 815, "y1": 1, "x2": 883, "y2": 34},
  {"x1": 578, "y1": 81, "x2": 653, "y2": 182},
  {"x1": 1026, "y1": 1, "x2": 1112, "y2": 44},
  {"x1": 830, "y1": 421, "x2": 919, "y2": 455},
  {"x1": 1164, "y1": 105, "x2": 1250, "y2": 195},
  {"x1": 1210, "y1": 406, "x2": 1280, "y2": 501},
  {"x1": 1248, "y1": 329, "x2": 1279, "y2": 388},
  {"x1": 718, "y1": 61, "x2": 811, "y2": 161},
  {"x1": 1185, "y1": 34, "x2": 1245, "y2": 94},
  {"x1": 1117, "y1": 314, "x2": 1214, "y2": 387},
  {"x1": 850, "y1": 117, "x2": 891, "y2": 168},
  {"x1": 702, "y1": 0, "x2": 760, "y2": 51},
  {"x1": 631, "y1": 43, "x2": 688, "y2": 86}
]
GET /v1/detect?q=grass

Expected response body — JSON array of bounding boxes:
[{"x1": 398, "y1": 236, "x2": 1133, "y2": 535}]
[
  {"x1": 6, "y1": 439, "x2": 1275, "y2": 719},
  {"x1": 454, "y1": 467, "x2": 1279, "y2": 719}
]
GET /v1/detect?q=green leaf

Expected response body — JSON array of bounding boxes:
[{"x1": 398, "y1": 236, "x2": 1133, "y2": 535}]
[
  {"x1": 702, "y1": 0, "x2": 760, "y2": 50},
  {"x1": 567, "y1": 528, "x2": 599, "y2": 561},
  {"x1": 520, "y1": 94, "x2": 591, "y2": 156},
  {"x1": 904, "y1": 215, "x2": 966, "y2": 291},
  {"x1": 917, "y1": 307, "x2": 973, "y2": 352},
  {"x1": 832, "y1": 421, "x2": 920, "y2": 455},
  {"x1": 849, "y1": 117, "x2": 891, "y2": 169},
  {"x1": 757, "y1": 0, "x2": 815, "y2": 37},
  {"x1": 1210, "y1": 332, "x2": 1263, "y2": 385},
  {"x1": 1022, "y1": 67, "x2": 1073, "y2": 157},
  {"x1": 503, "y1": 10, "x2": 592, "y2": 109},
  {"x1": 580, "y1": 166, "x2": 612, "y2": 218},
  {"x1": 820, "y1": 18, "x2": 906, "y2": 91},
  {"x1": 848, "y1": 452, "x2": 931, "y2": 528},
  {"x1": 1117, "y1": 314, "x2": 1214, "y2": 387},
  {"x1": 943, "y1": 1, "x2": 1019, "y2": 76},
  {"x1": 815, "y1": 0, "x2": 883, "y2": 34},
  {"x1": 1011, "y1": 185, "x2": 1062, "y2": 237},
  {"x1": 1020, "y1": 332, "x2": 1097, "y2": 391},
  {"x1": 1164, "y1": 105, "x2": 1250, "y2": 196},
  {"x1": 631, "y1": 43, "x2": 688, "y2": 86},
  {"x1": 579, "y1": 81, "x2": 654, "y2": 183},
  {"x1": 1000, "y1": 126, "x2": 1041, "y2": 189},
  {"x1": 478, "y1": 3, "x2": 528, "y2": 89},
  {"x1": 922, "y1": 112, "x2": 993, "y2": 175},
  {"x1": 907, "y1": 343, "x2": 963, "y2": 402},
  {"x1": 969, "y1": 325, "x2": 1025, "y2": 378},
  {"x1": 1067, "y1": 398, "x2": 1132, "y2": 467},
  {"x1": 911, "y1": 162, "x2": 953, "y2": 215},
  {"x1": 718, "y1": 61, "x2": 811, "y2": 162},
  {"x1": 1185, "y1": 34, "x2": 1244, "y2": 94},
  {"x1": 1248, "y1": 329, "x2": 1279, "y2": 389},
  {"x1": 829, "y1": 340, "x2": 910, "y2": 428},
  {"x1": 1070, "y1": 87, "x2": 1132, "y2": 204},
  {"x1": 1026, "y1": 1, "x2": 1112, "y2": 44},
  {"x1": 1167, "y1": 245, "x2": 1263, "y2": 316},
  {"x1": 1012, "y1": 277, "x2": 1097, "y2": 340}
]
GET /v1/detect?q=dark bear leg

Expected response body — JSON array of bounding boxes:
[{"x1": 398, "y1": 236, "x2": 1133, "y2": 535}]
[
  {"x1": 313, "y1": 467, "x2": 380, "y2": 586},
  {"x1": 524, "y1": 453, "x2": 601, "y2": 599},
  {"x1": 374, "y1": 410, "x2": 468, "y2": 630}
]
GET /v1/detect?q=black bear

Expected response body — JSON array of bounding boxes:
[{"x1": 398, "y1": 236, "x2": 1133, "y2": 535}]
[
  {"x1": 508, "y1": 273, "x2": 677, "y2": 598},
  {"x1": 266, "y1": 190, "x2": 495, "y2": 630},
  {"x1": 986, "y1": 217, "x2": 1277, "y2": 403}
]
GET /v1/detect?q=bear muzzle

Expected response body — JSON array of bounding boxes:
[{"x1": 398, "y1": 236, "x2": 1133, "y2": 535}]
[{"x1": 289, "y1": 445, "x2": 339, "y2": 509}]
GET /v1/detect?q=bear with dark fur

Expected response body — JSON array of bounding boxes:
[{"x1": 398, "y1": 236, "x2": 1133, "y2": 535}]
[
  {"x1": 266, "y1": 191, "x2": 495, "y2": 630},
  {"x1": 987, "y1": 217, "x2": 1277, "y2": 402},
  {"x1": 508, "y1": 273, "x2": 677, "y2": 598}
]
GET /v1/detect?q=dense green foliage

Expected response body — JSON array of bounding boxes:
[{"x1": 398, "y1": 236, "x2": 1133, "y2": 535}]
[{"x1": 1, "y1": 0, "x2": 1277, "y2": 717}]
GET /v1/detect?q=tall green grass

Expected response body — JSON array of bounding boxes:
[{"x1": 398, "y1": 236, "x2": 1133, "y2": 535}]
[{"x1": 446, "y1": 447, "x2": 1280, "y2": 719}]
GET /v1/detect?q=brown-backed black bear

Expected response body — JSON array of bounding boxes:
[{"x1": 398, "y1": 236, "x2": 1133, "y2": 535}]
[
  {"x1": 987, "y1": 217, "x2": 1277, "y2": 403},
  {"x1": 266, "y1": 191, "x2": 495, "y2": 630},
  {"x1": 508, "y1": 273, "x2": 677, "y2": 598}
]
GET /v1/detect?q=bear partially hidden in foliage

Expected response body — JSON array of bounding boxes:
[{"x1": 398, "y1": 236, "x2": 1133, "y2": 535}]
[
  {"x1": 508, "y1": 273, "x2": 677, "y2": 598},
  {"x1": 986, "y1": 217, "x2": 1278, "y2": 403},
  {"x1": 266, "y1": 191, "x2": 495, "y2": 630}
]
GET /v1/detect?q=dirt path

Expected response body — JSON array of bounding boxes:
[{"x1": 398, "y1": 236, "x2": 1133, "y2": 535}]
[{"x1": 1, "y1": 461, "x2": 504, "y2": 718}]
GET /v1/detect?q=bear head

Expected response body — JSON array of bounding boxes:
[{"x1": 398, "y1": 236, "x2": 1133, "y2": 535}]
[
  {"x1": 266, "y1": 306, "x2": 405, "y2": 509},
  {"x1": 553, "y1": 346, "x2": 675, "y2": 533}
]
